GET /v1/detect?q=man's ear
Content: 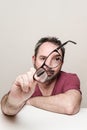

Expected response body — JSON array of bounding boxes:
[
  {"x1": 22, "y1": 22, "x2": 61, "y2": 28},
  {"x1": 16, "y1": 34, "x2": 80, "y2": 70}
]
[{"x1": 32, "y1": 55, "x2": 36, "y2": 65}]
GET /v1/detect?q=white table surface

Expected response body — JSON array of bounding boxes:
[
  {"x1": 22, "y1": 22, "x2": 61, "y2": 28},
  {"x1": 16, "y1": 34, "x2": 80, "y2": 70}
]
[{"x1": 0, "y1": 105, "x2": 87, "y2": 130}]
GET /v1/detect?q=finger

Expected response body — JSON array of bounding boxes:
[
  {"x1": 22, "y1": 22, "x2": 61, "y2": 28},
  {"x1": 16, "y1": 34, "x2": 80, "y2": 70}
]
[
  {"x1": 15, "y1": 75, "x2": 29, "y2": 93},
  {"x1": 21, "y1": 74, "x2": 29, "y2": 92},
  {"x1": 27, "y1": 67, "x2": 36, "y2": 81},
  {"x1": 15, "y1": 75, "x2": 24, "y2": 87},
  {"x1": 30, "y1": 67, "x2": 36, "y2": 73}
]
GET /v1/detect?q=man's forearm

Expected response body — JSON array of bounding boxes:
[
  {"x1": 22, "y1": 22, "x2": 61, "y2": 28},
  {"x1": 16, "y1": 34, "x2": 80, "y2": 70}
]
[
  {"x1": 1, "y1": 92, "x2": 25, "y2": 116},
  {"x1": 28, "y1": 95, "x2": 67, "y2": 114},
  {"x1": 28, "y1": 91, "x2": 81, "y2": 115}
]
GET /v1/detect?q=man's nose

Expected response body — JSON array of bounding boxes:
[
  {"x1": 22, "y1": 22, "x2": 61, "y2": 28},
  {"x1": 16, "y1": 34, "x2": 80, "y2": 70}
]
[{"x1": 44, "y1": 59, "x2": 52, "y2": 69}]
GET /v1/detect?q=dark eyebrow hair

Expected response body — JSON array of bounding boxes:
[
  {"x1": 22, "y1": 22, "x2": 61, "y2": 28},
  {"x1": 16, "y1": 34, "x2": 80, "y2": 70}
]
[{"x1": 39, "y1": 55, "x2": 47, "y2": 58}]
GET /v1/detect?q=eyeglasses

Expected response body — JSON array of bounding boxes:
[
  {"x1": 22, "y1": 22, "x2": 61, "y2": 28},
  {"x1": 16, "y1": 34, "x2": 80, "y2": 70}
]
[{"x1": 33, "y1": 40, "x2": 77, "y2": 83}]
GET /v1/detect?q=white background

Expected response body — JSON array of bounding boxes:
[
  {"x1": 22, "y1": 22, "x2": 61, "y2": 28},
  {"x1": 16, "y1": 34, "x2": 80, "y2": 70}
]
[{"x1": 0, "y1": 0, "x2": 87, "y2": 107}]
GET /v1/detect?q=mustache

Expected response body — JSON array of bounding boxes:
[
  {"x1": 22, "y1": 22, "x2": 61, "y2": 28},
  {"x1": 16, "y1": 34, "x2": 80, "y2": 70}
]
[{"x1": 46, "y1": 69, "x2": 55, "y2": 75}]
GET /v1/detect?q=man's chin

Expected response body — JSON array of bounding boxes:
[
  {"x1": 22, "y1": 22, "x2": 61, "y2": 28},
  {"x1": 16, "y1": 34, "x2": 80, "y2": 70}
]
[
  {"x1": 45, "y1": 71, "x2": 61, "y2": 84},
  {"x1": 44, "y1": 75, "x2": 57, "y2": 84}
]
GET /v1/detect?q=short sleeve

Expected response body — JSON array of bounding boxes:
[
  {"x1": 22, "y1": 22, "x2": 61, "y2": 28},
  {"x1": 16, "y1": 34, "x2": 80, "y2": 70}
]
[{"x1": 63, "y1": 73, "x2": 81, "y2": 93}]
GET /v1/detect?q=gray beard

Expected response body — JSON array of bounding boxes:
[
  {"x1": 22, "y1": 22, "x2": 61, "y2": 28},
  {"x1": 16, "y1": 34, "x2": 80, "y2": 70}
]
[{"x1": 45, "y1": 71, "x2": 61, "y2": 85}]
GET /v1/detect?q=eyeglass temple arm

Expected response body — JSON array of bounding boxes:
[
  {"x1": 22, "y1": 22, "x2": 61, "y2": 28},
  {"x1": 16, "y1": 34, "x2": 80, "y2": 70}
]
[
  {"x1": 36, "y1": 40, "x2": 77, "y2": 70},
  {"x1": 56, "y1": 40, "x2": 77, "y2": 51}
]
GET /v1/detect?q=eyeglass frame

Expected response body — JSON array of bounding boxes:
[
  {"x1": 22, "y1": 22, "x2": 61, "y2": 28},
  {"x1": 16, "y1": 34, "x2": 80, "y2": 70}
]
[{"x1": 33, "y1": 40, "x2": 77, "y2": 82}]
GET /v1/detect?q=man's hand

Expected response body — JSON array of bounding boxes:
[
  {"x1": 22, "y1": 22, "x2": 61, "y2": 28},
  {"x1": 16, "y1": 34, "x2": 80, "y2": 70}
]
[
  {"x1": 9, "y1": 67, "x2": 36, "y2": 105},
  {"x1": 1, "y1": 67, "x2": 37, "y2": 116}
]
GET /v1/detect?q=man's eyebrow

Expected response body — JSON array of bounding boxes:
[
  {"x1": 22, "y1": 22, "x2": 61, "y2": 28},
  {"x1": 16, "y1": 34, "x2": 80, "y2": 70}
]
[{"x1": 39, "y1": 55, "x2": 47, "y2": 58}]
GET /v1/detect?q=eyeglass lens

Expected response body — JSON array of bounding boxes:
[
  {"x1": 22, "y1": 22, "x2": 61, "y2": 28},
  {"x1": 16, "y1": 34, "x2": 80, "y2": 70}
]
[
  {"x1": 34, "y1": 68, "x2": 48, "y2": 83},
  {"x1": 45, "y1": 51, "x2": 62, "y2": 68}
]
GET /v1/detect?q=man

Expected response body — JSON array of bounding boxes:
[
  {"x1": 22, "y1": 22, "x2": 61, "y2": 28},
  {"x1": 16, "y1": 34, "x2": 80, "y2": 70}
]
[{"x1": 1, "y1": 37, "x2": 82, "y2": 116}]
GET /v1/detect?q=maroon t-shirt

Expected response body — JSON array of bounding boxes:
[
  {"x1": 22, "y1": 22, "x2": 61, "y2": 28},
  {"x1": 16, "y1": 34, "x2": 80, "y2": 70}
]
[{"x1": 31, "y1": 71, "x2": 81, "y2": 97}]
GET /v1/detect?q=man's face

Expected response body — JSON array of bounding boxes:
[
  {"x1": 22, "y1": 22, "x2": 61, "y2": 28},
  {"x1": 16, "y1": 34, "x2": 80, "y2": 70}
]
[{"x1": 33, "y1": 42, "x2": 63, "y2": 82}]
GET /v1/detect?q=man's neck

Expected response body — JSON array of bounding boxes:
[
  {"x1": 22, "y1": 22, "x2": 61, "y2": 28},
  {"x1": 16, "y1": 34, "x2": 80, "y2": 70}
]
[{"x1": 38, "y1": 79, "x2": 56, "y2": 96}]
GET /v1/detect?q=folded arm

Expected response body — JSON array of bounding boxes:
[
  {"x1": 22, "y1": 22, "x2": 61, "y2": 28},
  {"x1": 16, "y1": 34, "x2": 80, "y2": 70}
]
[{"x1": 27, "y1": 89, "x2": 82, "y2": 115}]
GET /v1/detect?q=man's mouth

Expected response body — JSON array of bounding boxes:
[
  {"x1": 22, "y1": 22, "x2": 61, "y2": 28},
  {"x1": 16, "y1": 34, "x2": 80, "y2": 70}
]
[{"x1": 47, "y1": 70, "x2": 54, "y2": 76}]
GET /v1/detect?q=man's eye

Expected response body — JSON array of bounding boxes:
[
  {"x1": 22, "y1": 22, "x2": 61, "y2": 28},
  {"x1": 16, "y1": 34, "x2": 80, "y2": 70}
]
[
  {"x1": 40, "y1": 57, "x2": 46, "y2": 61},
  {"x1": 56, "y1": 57, "x2": 60, "y2": 61},
  {"x1": 55, "y1": 56, "x2": 62, "y2": 62}
]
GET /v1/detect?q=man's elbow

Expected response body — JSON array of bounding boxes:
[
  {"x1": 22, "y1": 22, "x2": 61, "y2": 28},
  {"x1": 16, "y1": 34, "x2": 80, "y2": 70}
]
[
  {"x1": 64, "y1": 103, "x2": 81, "y2": 115},
  {"x1": 64, "y1": 92, "x2": 82, "y2": 115}
]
